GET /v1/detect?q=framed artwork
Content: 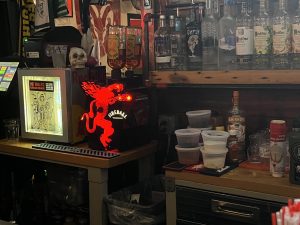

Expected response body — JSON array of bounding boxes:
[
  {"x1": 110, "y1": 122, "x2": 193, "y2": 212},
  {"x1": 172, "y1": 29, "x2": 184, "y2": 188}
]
[{"x1": 127, "y1": 13, "x2": 141, "y2": 27}]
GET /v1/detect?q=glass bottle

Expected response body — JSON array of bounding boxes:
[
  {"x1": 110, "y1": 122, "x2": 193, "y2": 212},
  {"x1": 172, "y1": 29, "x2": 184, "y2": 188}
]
[
  {"x1": 218, "y1": 0, "x2": 237, "y2": 71},
  {"x1": 186, "y1": 4, "x2": 203, "y2": 70},
  {"x1": 107, "y1": 25, "x2": 126, "y2": 79},
  {"x1": 154, "y1": 14, "x2": 171, "y2": 70},
  {"x1": 227, "y1": 90, "x2": 246, "y2": 153},
  {"x1": 272, "y1": 0, "x2": 291, "y2": 69},
  {"x1": 227, "y1": 129, "x2": 244, "y2": 163},
  {"x1": 236, "y1": 0, "x2": 254, "y2": 70},
  {"x1": 254, "y1": 0, "x2": 272, "y2": 69},
  {"x1": 169, "y1": 14, "x2": 186, "y2": 70},
  {"x1": 201, "y1": 0, "x2": 218, "y2": 70},
  {"x1": 291, "y1": 0, "x2": 300, "y2": 69}
]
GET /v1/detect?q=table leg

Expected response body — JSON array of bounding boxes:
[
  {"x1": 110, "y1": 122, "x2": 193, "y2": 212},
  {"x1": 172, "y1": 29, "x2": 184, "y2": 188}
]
[
  {"x1": 138, "y1": 154, "x2": 155, "y2": 181},
  {"x1": 88, "y1": 167, "x2": 108, "y2": 225}
]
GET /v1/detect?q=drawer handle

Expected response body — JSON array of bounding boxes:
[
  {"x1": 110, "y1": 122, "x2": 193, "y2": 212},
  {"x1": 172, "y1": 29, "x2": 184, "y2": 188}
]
[{"x1": 211, "y1": 199, "x2": 260, "y2": 220}]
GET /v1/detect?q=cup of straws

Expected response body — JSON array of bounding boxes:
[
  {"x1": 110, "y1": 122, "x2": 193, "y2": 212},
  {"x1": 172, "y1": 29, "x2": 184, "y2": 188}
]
[{"x1": 272, "y1": 199, "x2": 300, "y2": 225}]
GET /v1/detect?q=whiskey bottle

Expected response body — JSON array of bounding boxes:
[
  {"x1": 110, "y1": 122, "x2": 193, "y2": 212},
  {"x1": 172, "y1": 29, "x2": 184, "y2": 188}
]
[
  {"x1": 272, "y1": 0, "x2": 291, "y2": 69},
  {"x1": 154, "y1": 14, "x2": 171, "y2": 70},
  {"x1": 291, "y1": 0, "x2": 300, "y2": 69},
  {"x1": 254, "y1": 0, "x2": 272, "y2": 69},
  {"x1": 169, "y1": 14, "x2": 186, "y2": 70},
  {"x1": 218, "y1": 0, "x2": 237, "y2": 71},
  {"x1": 186, "y1": 4, "x2": 203, "y2": 70},
  {"x1": 227, "y1": 90, "x2": 246, "y2": 151},
  {"x1": 201, "y1": 0, "x2": 218, "y2": 70},
  {"x1": 236, "y1": 0, "x2": 254, "y2": 70}
]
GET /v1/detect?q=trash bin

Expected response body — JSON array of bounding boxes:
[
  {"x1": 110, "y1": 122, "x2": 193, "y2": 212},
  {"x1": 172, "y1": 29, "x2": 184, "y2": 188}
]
[{"x1": 104, "y1": 175, "x2": 166, "y2": 225}]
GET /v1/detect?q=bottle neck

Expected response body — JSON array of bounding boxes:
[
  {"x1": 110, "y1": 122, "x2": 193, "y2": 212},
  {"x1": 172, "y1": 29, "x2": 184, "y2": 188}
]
[
  {"x1": 170, "y1": 18, "x2": 175, "y2": 29},
  {"x1": 205, "y1": 0, "x2": 214, "y2": 16},
  {"x1": 223, "y1": 3, "x2": 232, "y2": 17},
  {"x1": 241, "y1": 2, "x2": 247, "y2": 15},
  {"x1": 259, "y1": 0, "x2": 267, "y2": 15},
  {"x1": 159, "y1": 17, "x2": 167, "y2": 28},
  {"x1": 278, "y1": 0, "x2": 287, "y2": 12}
]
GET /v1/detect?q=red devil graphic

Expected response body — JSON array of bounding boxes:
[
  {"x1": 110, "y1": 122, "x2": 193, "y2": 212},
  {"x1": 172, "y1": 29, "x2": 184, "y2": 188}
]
[{"x1": 81, "y1": 82, "x2": 132, "y2": 150}]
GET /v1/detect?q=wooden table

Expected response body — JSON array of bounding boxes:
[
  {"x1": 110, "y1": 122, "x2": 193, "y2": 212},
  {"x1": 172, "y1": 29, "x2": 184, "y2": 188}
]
[
  {"x1": 165, "y1": 168, "x2": 300, "y2": 225},
  {"x1": 0, "y1": 139, "x2": 157, "y2": 225}
]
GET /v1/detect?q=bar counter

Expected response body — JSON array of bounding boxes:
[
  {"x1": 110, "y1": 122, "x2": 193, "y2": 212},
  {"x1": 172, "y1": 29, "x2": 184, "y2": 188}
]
[{"x1": 0, "y1": 139, "x2": 157, "y2": 225}]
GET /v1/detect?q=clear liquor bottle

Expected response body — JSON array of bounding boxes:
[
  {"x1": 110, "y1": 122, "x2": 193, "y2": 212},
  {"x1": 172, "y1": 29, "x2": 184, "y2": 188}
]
[
  {"x1": 186, "y1": 5, "x2": 203, "y2": 70},
  {"x1": 170, "y1": 14, "x2": 186, "y2": 70},
  {"x1": 227, "y1": 90, "x2": 246, "y2": 152},
  {"x1": 291, "y1": 0, "x2": 300, "y2": 69},
  {"x1": 254, "y1": 0, "x2": 272, "y2": 69},
  {"x1": 236, "y1": 0, "x2": 254, "y2": 70},
  {"x1": 154, "y1": 14, "x2": 171, "y2": 70},
  {"x1": 201, "y1": 0, "x2": 218, "y2": 70},
  {"x1": 272, "y1": 0, "x2": 291, "y2": 69},
  {"x1": 218, "y1": 0, "x2": 237, "y2": 71}
]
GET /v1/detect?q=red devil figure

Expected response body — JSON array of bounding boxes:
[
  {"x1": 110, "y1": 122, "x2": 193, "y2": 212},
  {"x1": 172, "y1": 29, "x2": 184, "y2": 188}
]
[{"x1": 81, "y1": 82, "x2": 132, "y2": 150}]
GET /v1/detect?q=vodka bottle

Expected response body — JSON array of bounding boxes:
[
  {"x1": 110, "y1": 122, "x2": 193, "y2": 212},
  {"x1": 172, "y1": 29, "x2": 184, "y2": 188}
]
[
  {"x1": 201, "y1": 0, "x2": 218, "y2": 70},
  {"x1": 272, "y1": 0, "x2": 291, "y2": 69},
  {"x1": 291, "y1": 0, "x2": 300, "y2": 69},
  {"x1": 154, "y1": 14, "x2": 171, "y2": 70},
  {"x1": 227, "y1": 90, "x2": 246, "y2": 152},
  {"x1": 170, "y1": 14, "x2": 186, "y2": 70},
  {"x1": 254, "y1": 0, "x2": 272, "y2": 69},
  {"x1": 236, "y1": 0, "x2": 254, "y2": 70},
  {"x1": 218, "y1": 0, "x2": 237, "y2": 71},
  {"x1": 186, "y1": 5, "x2": 203, "y2": 70}
]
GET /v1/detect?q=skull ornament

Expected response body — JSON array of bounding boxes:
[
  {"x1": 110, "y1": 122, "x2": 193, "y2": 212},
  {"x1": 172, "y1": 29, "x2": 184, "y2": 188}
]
[{"x1": 69, "y1": 47, "x2": 87, "y2": 68}]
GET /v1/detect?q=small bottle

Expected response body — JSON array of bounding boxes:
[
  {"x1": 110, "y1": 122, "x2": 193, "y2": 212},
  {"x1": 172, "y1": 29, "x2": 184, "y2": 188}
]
[
  {"x1": 291, "y1": 0, "x2": 300, "y2": 69},
  {"x1": 236, "y1": 0, "x2": 254, "y2": 70},
  {"x1": 186, "y1": 4, "x2": 204, "y2": 70},
  {"x1": 154, "y1": 14, "x2": 171, "y2": 70},
  {"x1": 201, "y1": 0, "x2": 218, "y2": 70},
  {"x1": 254, "y1": 0, "x2": 272, "y2": 69},
  {"x1": 272, "y1": 0, "x2": 291, "y2": 69},
  {"x1": 169, "y1": 14, "x2": 186, "y2": 70},
  {"x1": 227, "y1": 90, "x2": 246, "y2": 153},
  {"x1": 218, "y1": 0, "x2": 237, "y2": 71}
]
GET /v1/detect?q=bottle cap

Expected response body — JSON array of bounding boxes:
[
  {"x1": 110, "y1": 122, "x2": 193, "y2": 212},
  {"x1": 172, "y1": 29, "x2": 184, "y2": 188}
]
[
  {"x1": 169, "y1": 15, "x2": 175, "y2": 19},
  {"x1": 159, "y1": 15, "x2": 166, "y2": 19}
]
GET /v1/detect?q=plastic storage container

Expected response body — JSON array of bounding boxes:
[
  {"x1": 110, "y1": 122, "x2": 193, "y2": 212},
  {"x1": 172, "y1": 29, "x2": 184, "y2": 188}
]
[
  {"x1": 200, "y1": 147, "x2": 228, "y2": 169},
  {"x1": 201, "y1": 130, "x2": 229, "y2": 146},
  {"x1": 104, "y1": 175, "x2": 165, "y2": 225},
  {"x1": 175, "y1": 145, "x2": 201, "y2": 165},
  {"x1": 186, "y1": 110, "x2": 211, "y2": 128},
  {"x1": 175, "y1": 128, "x2": 201, "y2": 148}
]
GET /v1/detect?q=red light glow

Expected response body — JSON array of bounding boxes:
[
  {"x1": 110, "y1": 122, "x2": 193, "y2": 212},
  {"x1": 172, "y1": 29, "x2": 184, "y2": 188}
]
[{"x1": 81, "y1": 82, "x2": 131, "y2": 150}]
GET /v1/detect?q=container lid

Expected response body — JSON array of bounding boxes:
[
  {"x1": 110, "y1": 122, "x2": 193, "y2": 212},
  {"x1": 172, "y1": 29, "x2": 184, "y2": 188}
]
[
  {"x1": 186, "y1": 110, "x2": 211, "y2": 116},
  {"x1": 175, "y1": 128, "x2": 201, "y2": 136}
]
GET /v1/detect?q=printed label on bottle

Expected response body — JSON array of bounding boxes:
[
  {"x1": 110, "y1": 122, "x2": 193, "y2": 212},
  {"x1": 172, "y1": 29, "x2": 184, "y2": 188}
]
[
  {"x1": 236, "y1": 26, "x2": 254, "y2": 55},
  {"x1": 107, "y1": 35, "x2": 119, "y2": 60},
  {"x1": 273, "y1": 24, "x2": 291, "y2": 54},
  {"x1": 228, "y1": 116, "x2": 245, "y2": 142},
  {"x1": 292, "y1": 23, "x2": 300, "y2": 53},
  {"x1": 126, "y1": 34, "x2": 135, "y2": 59},
  {"x1": 270, "y1": 141, "x2": 286, "y2": 177},
  {"x1": 254, "y1": 25, "x2": 271, "y2": 54},
  {"x1": 187, "y1": 33, "x2": 200, "y2": 57}
]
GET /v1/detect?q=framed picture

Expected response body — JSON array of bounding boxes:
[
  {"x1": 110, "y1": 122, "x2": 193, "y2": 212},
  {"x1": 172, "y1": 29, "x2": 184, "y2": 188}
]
[{"x1": 127, "y1": 13, "x2": 141, "y2": 27}]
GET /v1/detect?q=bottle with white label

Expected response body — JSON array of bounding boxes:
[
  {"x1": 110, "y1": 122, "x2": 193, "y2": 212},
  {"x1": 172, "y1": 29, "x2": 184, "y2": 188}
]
[
  {"x1": 218, "y1": 0, "x2": 237, "y2": 71},
  {"x1": 254, "y1": 0, "x2": 272, "y2": 69},
  {"x1": 291, "y1": 0, "x2": 300, "y2": 69},
  {"x1": 272, "y1": 0, "x2": 291, "y2": 69},
  {"x1": 236, "y1": 0, "x2": 254, "y2": 70}
]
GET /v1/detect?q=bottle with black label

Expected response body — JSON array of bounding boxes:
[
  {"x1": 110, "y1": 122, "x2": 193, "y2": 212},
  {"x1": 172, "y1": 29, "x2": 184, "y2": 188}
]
[{"x1": 288, "y1": 118, "x2": 300, "y2": 184}]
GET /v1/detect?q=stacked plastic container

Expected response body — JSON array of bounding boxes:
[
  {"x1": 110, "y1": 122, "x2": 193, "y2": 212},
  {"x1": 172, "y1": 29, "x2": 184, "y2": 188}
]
[
  {"x1": 174, "y1": 110, "x2": 212, "y2": 165},
  {"x1": 200, "y1": 130, "x2": 229, "y2": 169}
]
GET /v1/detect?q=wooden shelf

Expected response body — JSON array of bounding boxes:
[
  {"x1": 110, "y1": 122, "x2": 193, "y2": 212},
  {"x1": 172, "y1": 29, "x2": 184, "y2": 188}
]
[{"x1": 150, "y1": 70, "x2": 300, "y2": 87}]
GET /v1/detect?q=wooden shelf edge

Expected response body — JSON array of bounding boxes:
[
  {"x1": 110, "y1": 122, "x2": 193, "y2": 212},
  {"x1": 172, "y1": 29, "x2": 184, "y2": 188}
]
[{"x1": 150, "y1": 70, "x2": 300, "y2": 86}]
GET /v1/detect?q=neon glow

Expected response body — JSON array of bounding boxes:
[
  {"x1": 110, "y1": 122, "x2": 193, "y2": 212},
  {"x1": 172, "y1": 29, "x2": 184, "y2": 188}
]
[{"x1": 81, "y1": 82, "x2": 132, "y2": 150}]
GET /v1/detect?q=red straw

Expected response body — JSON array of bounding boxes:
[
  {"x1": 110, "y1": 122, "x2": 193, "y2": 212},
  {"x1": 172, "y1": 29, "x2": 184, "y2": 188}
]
[{"x1": 272, "y1": 213, "x2": 277, "y2": 225}]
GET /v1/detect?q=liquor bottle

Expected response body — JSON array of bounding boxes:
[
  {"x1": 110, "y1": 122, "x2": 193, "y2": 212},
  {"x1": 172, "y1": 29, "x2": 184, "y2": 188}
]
[
  {"x1": 186, "y1": 4, "x2": 203, "y2": 70},
  {"x1": 169, "y1": 14, "x2": 186, "y2": 70},
  {"x1": 236, "y1": 0, "x2": 254, "y2": 70},
  {"x1": 227, "y1": 90, "x2": 246, "y2": 152},
  {"x1": 254, "y1": 0, "x2": 272, "y2": 69},
  {"x1": 291, "y1": 0, "x2": 300, "y2": 69},
  {"x1": 154, "y1": 14, "x2": 171, "y2": 70},
  {"x1": 272, "y1": 0, "x2": 291, "y2": 69},
  {"x1": 227, "y1": 129, "x2": 244, "y2": 163},
  {"x1": 201, "y1": 0, "x2": 218, "y2": 70},
  {"x1": 218, "y1": 0, "x2": 237, "y2": 71}
]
